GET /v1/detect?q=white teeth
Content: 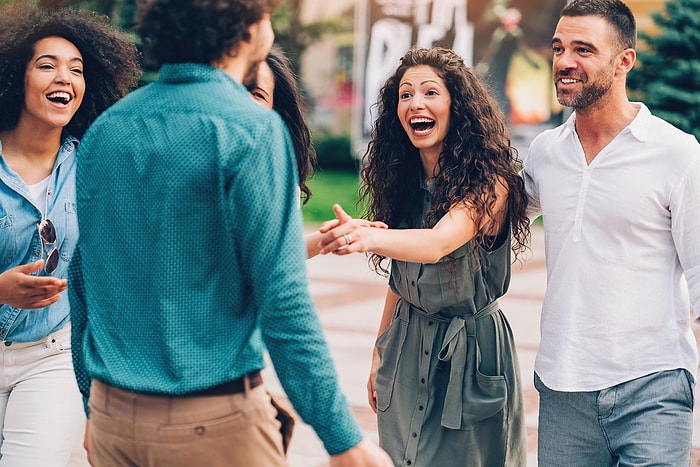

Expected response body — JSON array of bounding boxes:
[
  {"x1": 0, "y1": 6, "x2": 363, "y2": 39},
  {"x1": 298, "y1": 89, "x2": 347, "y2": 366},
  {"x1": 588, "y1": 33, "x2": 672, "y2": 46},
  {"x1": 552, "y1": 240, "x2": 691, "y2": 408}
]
[
  {"x1": 560, "y1": 79, "x2": 578, "y2": 84},
  {"x1": 47, "y1": 92, "x2": 71, "y2": 102},
  {"x1": 410, "y1": 117, "x2": 434, "y2": 124}
]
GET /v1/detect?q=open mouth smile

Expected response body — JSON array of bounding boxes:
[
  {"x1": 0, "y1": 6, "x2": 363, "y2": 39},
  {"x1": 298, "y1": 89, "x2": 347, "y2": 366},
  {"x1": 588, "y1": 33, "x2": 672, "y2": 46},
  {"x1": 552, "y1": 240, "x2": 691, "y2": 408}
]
[
  {"x1": 46, "y1": 91, "x2": 72, "y2": 105},
  {"x1": 556, "y1": 71, "x2": 586, "y2": 86},
  {"x1": 409, "y1": 117, "x2": 435, "y2": 135}
]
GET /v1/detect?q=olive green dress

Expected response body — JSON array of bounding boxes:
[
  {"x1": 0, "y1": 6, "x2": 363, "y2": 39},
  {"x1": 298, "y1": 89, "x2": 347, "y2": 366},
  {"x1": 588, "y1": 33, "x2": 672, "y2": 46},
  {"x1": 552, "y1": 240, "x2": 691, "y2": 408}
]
[{"x1": 374, "y1": 186, "x2": 526, "y2": 467}]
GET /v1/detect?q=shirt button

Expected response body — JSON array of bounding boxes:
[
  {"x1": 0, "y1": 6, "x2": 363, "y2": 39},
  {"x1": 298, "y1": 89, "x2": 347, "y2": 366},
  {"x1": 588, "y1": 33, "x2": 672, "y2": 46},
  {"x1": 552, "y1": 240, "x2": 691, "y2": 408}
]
[
  {"x1": 34, "y1": 251, "x2": 41, "y2": 257},
  {"x1": 418, "y1": 405, "x2": 424, "y2": 411},
  {"x1": 412, "y1": 432, "x2": 417, "y2": 438},
  {"x1": 407, "y1": 461, "x2": 412, "y2": 466},
  {"x1": 411, "y1": 281, "x2": 416, "y2": 286},
  {"x1": 4, "y1": 341, "x2": 11, "y2": 347}
]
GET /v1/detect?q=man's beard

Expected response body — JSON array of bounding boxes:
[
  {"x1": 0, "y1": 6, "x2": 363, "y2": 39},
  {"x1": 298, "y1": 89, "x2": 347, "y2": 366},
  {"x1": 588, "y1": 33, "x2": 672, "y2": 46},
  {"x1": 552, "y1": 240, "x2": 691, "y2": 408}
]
[
  {"x1": 242, "y1": 61, "x2": 261, "y2": 90},
  {"x1": 556, "y1": 67, "x2": 613, "y2": 109}
]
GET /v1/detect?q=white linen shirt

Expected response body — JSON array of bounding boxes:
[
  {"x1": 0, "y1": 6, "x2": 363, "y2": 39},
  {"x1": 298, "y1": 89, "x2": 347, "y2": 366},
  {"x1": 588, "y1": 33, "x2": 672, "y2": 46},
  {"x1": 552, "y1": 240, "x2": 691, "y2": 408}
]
[{"x1": 522, "y1": 103, "x2": 700, "y2": 391}]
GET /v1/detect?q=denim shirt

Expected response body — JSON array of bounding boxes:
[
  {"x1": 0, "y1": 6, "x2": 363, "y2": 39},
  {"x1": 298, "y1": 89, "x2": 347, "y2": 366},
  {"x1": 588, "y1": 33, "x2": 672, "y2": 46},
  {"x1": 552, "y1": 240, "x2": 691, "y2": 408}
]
[{"x1": 0, "y1": 135, "x2": 78, "y2": 342}]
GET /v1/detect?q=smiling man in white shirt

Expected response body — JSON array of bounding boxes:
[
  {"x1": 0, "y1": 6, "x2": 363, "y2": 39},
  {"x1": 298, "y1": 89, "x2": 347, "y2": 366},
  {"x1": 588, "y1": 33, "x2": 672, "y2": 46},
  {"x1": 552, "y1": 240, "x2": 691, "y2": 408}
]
[{"x1": 521, "y1": 0, "x2": 700, "y2": 465}]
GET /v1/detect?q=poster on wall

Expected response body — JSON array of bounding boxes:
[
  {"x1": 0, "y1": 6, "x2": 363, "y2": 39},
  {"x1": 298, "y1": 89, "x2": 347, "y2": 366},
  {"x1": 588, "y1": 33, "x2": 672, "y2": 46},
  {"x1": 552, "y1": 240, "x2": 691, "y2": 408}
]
[{"x1": 352, "y1": 0, "x2": 566, "y2": 153}]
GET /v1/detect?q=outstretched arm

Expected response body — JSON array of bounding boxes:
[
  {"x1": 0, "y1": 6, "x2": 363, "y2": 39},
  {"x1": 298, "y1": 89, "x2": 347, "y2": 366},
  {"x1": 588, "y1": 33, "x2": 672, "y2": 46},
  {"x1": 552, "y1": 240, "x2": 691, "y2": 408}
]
[{"x1": 319, "y1": 182, "x2": 507, "y2": 264}]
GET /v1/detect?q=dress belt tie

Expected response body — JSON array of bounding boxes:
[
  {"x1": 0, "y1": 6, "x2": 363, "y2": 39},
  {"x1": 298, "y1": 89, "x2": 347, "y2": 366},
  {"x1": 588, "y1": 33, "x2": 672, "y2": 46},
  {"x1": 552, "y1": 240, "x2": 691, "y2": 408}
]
[{"x1": 410, "y1": 300, "x2": 501, "y2": 430}]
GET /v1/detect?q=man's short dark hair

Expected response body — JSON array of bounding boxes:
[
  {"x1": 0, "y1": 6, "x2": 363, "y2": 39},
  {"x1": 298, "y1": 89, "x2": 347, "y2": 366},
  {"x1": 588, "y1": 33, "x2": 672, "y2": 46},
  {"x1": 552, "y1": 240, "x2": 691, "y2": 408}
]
[
  {"x1": 561, "y1": 0, "x2": 637, "y2": 50},
  {"x1": 136, "y1": 0, "x2": 279, "y2": 67}
]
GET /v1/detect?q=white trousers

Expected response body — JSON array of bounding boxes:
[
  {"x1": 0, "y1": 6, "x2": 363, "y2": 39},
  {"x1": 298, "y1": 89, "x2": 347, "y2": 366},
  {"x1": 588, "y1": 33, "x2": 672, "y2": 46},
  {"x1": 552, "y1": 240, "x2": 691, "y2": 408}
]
[{"x1": 0, "y1": 324, "x2": 85, "y2": 466}]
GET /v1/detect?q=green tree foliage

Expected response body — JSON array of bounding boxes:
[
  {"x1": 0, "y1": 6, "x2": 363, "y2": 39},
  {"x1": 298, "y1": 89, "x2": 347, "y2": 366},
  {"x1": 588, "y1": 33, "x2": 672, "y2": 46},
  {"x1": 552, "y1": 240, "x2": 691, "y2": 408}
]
[
  {"x1": 627, "y1": 0, "x2": 700, "y2": 140},
  {"x1": 69, "y1": 0, "x2": 134, "y2": 30}
]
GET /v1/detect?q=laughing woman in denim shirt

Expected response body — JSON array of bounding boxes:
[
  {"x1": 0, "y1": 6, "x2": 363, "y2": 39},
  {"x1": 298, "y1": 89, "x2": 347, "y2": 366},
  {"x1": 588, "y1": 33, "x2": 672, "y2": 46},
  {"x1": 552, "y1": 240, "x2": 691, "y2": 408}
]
[{"x1": 0, "y1": 4, "x2": 139, "y2": 465}]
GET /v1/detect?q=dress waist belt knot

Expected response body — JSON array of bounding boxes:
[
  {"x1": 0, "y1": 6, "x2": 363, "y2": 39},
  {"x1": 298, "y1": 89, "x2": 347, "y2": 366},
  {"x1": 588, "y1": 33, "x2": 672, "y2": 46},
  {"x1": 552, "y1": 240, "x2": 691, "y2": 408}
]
[{"x1": 407, "y1": 300, "x2": 501, "y2": 430}]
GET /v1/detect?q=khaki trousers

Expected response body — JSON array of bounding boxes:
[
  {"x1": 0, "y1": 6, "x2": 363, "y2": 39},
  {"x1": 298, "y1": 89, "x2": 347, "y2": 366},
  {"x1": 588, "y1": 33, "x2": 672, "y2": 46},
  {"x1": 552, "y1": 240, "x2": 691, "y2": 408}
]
[{"x1": 88, "y1": 378, "x2": 292, "y2": 466}]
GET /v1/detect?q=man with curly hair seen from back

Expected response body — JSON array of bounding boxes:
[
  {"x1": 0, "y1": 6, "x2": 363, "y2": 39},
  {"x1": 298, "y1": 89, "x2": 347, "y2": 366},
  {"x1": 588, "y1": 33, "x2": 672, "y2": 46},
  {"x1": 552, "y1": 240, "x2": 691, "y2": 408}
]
[{"x1": 67, "y1": 0, "x2": 392, "y2": 465}]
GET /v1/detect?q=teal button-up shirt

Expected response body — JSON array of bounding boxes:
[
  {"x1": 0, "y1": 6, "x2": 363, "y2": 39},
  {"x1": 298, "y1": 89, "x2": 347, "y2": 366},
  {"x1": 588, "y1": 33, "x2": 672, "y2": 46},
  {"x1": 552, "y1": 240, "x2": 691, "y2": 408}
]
[{"x1": 68, "y1": 63, "x2": 362, "y2": 455}]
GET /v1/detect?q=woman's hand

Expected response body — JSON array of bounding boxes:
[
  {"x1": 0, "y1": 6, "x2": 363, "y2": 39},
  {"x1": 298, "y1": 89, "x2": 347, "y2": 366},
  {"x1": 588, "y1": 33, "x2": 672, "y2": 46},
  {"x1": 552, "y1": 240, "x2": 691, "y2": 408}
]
[
  {"x1": 367, "y1": 346, "x2": 380, "y2": 413},
  {"x1": 318, "y1": 204, "x2": 387, "y2": 255},
  {"x1": 0, "y1": 261, "x2": 67, "y2": 309}
]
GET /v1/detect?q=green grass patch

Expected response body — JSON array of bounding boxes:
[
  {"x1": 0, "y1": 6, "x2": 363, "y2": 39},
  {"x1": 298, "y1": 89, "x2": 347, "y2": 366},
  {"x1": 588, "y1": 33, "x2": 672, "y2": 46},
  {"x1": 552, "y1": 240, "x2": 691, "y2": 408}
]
[{"x1": 302, "y1": 169, "x2": 364, "y2": 224}]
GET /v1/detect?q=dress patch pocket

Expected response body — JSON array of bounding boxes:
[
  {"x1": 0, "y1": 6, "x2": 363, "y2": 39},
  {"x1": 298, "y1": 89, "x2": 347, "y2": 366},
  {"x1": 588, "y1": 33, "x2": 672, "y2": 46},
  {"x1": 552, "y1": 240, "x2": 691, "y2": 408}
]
[{"x1": 374, "y1": 303, "x2": 409, "y2": 412}]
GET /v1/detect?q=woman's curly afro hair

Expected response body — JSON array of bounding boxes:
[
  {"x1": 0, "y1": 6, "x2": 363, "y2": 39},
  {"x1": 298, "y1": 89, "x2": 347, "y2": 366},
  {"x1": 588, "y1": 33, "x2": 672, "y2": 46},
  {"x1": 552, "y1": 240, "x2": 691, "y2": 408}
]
[{"x1": 0, "y1": 2, "x2": 141, "y2": 138}]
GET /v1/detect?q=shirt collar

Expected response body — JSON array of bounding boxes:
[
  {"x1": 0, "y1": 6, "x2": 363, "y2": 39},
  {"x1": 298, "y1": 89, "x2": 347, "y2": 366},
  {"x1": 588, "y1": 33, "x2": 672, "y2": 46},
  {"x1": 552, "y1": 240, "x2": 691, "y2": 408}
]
[
  {"x1": 56, "y1": 133, "x2": 79, "y2": 167},
  {"x1": 626, "y1": 103, "x2": 651, "y2": 142},
  {"x1": 62, "y1": 132, "x2": 79, "y2": 149},
  {"x1": 156, "y1": 63, "x2": 246, "y2": 92},
  {"x1": 564, "y1": 102, "x2": 651, "y2": 142}
]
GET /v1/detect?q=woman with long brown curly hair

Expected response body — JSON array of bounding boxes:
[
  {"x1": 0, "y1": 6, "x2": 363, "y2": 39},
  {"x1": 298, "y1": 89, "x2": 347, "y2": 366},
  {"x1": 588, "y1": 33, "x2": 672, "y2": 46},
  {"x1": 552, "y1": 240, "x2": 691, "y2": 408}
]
[
  {"x1": 0, "y1": 3, "x2": 140, "y2": 464},
  {"x1": 319, "y1": 47, "x2": 530, "y2": 466}
]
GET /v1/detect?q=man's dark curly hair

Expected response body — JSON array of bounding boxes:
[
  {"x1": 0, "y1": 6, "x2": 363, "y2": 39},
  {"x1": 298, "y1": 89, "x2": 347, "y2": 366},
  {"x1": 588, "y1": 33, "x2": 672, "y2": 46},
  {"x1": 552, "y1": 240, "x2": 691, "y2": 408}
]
[
  {"x1": 360, "y1": 47, "x2": 530, "y2": 274},
  {"x1": 135, "y1": 0, "x2": 279, "y2": 67},
  {"x1": 0, "y1": 2, "x2": 141, "y2": 139}
]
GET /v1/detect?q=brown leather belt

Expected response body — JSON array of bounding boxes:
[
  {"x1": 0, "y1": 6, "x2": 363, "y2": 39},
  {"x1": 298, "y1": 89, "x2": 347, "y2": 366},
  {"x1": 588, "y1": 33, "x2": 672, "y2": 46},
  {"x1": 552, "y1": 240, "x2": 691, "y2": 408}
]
[{"x1": 185, "y1": 370, "x2": 263, "y2": 397}]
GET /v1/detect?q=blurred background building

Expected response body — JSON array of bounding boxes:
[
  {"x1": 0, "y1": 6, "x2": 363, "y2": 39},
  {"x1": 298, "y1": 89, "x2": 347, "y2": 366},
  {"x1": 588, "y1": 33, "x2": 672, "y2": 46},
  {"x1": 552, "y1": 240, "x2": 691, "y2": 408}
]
[{"x1": 294, "y1": 0, "x2": 674, "y2": 158}]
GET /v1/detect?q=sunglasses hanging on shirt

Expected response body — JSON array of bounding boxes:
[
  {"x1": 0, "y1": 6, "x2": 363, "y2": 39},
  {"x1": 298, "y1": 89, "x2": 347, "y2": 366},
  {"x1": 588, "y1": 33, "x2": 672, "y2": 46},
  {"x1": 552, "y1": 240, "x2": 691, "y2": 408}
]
[{"x1": 37, "y1": 218, "x2": 59, "y2": 274}]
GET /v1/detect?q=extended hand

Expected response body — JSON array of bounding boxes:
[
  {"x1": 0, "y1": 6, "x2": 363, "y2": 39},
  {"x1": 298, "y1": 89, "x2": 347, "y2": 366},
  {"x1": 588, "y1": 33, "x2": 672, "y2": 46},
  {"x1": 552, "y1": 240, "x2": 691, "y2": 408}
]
[
  {"x1": 0, "y1": 261, "x2": 67, "y2": 309},
  {"x1": 318, "y1": 204, "x2": 387, "y2": 255}
]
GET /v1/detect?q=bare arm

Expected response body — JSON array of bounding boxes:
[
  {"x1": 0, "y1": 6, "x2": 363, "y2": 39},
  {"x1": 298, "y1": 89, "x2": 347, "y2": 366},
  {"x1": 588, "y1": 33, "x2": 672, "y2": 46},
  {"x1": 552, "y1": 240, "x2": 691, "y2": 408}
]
[{"x1": 319, "y1": 180, "x2": 508, "y2": 263}]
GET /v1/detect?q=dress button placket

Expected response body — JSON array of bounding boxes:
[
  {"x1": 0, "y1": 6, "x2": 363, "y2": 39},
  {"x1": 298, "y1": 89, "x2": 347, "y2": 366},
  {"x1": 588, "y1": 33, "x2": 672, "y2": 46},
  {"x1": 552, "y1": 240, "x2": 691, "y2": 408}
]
[{"x1": 403, "y1": 317, "x2": 437, "y2": 466}]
